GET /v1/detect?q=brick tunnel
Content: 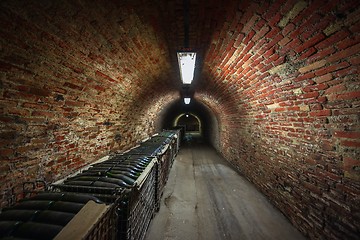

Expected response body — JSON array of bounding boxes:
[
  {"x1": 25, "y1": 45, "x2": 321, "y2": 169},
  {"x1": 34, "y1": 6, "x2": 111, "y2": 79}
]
[{"x1": 0, "y1": 0, "x2": 359, "y2": 239}]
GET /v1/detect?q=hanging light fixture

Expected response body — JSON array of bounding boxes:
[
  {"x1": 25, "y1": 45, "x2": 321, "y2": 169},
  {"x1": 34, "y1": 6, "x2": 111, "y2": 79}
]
[
  {"x1": 177, "y1": 52, "x2": 196, "y2": 84},
  {"x1": 184, "y1": 97, "x2": 191, "y2": 104}
]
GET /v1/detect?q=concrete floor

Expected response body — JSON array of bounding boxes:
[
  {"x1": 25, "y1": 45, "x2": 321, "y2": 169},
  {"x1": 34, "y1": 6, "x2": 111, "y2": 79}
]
[{"x1": 145, "y1": 139, "x2": 306, "y2": 240}]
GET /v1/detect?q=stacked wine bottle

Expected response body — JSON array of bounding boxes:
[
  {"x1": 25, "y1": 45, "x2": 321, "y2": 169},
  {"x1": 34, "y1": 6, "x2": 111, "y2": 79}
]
[{"x1": 0, "y1": 130, "x2": 181, "y2": 240}]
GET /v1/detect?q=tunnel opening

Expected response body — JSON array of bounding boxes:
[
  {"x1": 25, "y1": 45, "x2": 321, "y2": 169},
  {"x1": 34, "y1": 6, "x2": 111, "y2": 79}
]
[
  {"x1": 174, "y1": 112, "x2": 202, "y2": 143},
  {"x1": 175, "y1": 113, "x2": 200, "y2": 133},
  {"x1": 155, "y1": 98, "x2": 220, "y2": 150}
]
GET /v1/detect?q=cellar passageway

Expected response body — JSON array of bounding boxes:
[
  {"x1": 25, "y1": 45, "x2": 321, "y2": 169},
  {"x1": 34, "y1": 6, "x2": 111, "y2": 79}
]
[
  {"x1": 157, "y1": 98, "x2": 221, "y2": 150},
  {"x1": 146, "y1": 137, "x2": 305, "y2": 240},
  {"x1": 1, "y1": 1, "x2": 359, "y2": 238}
]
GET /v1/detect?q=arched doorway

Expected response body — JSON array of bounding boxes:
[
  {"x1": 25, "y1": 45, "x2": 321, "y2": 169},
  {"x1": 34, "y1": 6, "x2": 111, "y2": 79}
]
[
  {"x1": 175, "y1": 113, "x2": 202, "y2": 142},
  {"x1": 178, "y1": 114, "x2": 199, "y2": 132},
  {"x1": 174, "y1": 113, "x2": 201, "y2": 134}
]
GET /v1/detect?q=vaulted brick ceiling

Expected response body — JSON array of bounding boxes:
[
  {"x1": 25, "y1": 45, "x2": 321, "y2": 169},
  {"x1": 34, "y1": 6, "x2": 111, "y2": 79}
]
[{"x1": 1, "y1": 1, "x2": 359, "y2": 238}]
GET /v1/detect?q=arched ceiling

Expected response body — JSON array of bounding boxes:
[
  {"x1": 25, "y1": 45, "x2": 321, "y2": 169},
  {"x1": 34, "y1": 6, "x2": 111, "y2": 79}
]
[
  {"x1": 1, "y1": 2, "x2": 360, "y2": 237},
  {"x1": 134, "y1": 0, "x2": 253, "y2": 128},
  {"x1": 2, "y1": 0, "x2": 358, "y2": 145}
]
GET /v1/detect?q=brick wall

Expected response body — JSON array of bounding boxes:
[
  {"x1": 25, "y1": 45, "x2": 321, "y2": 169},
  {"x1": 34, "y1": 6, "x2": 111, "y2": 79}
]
[
  {"x1": 0, "y1": 0, "x2": 359, "y2": 238},
  {"x1": 200, "y1": 0, "x2": 360, "y2": 239},
  {"x1": 0, "y1": 1, "x2": 176, "y2": 207}
]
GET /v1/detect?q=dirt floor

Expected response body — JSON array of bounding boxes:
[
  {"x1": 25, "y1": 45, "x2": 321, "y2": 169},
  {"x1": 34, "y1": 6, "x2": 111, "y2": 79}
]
[{"x1": 145, "y1": 139, "x2": 306, "y2": 240}]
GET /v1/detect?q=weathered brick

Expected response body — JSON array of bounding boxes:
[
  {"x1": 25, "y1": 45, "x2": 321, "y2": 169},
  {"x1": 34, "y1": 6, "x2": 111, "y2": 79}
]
[
  {"x1": 253, "y1": 25, "x2": 270, "y2": 42},
  {"x1": 297, "y1": 91, "x2": 319, "y2": 99},
  {"x1": 29, "y1": 87, "x2": 51, "y2": 97},
  {"x1": 278, "y1": 1, "x2": 307, "y2": 28},
  {"x1": 325, "y1": 84, "x2": 346, "y2": 95},
  {"x1": 7, "y1": 108, "x2": 31, "y2": 117},
  {"x1": 22, "y1": 102, "x2": 50, "y2": 110},
  {"x1": 65, "y1": 101, "x2": 85, "y2": 107},
  {"x1": 1, "y1": 1, "x2": 359, "y2": 240},
  {"x1": 0, "y1": 149, "x2": 15, "y2": 157},
  {"x1": 307, "y1": 47, "x2": 336, "y2": 64},
  {"x1": 295, "y1": 72, "x2": 315, "y2": 82},
  {"x1": 95, "y1": 71, "x2": 117, "y2": 83},
  {"x1": 63, "y1": 82, "x2": 83, "y2": 91},
  {"x1": 328, "y1": 43, "x2": 360, "y2": 62},
  {"x1": 234, "y1": 33, "x2": 245, "y2": 48},
  {"x1": 298, "y1": 47, "x2": 317, "y2": 61},
  {"x1": 295, "y1": 33, "x2": 326, "y2": 53},
  {"x1": 328, "y1": 91, "x2": 360, "y2": 101},
  {"x1": 336, "y1": 35, "x2": 360, "y2": 50},
  {"x1": 315, "y1": 73, "x2": 333, "y2": 84},
  {"x1": 317, "y1": 30, "x2": 351, "y2": 50},
  {"x1": 349, "y1": 55, "x2": 360, "y2": 65},
  {"x1": 309, "y1": 109, "x2": 331, "y2": 117},
  {"x1": 303, "y1": 83, "x2": 329, "y2": 92},
  {"x1": 299, "y1": 60, "x2": 326, "y2": 74},
  {"x1": 341, "y1": 140, "x2": 360, "y2": 148},
  {"x1": 334, "y1": 131, "x2": 360, "y2": 139},
  {"x1": 314, "y1": 62, "x2": 350, "y2": 77}
]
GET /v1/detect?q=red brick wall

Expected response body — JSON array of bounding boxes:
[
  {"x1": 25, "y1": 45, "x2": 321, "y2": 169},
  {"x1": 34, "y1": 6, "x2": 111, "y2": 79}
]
[
  {"x1": 0, "y1": 1, "x2": 177, "y2": 207},
  {"x1": 0, "y1": 0, "x2": 359, "y2": 238},
  {"x1": 200, "y1": 0, "x2": 360, "y2": 239}
]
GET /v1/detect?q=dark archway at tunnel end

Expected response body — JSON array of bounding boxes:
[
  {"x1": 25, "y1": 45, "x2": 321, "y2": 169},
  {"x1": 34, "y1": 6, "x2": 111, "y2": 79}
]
[{"x1": 155, "y1": 98, "x2": 220, "y2": 150}]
